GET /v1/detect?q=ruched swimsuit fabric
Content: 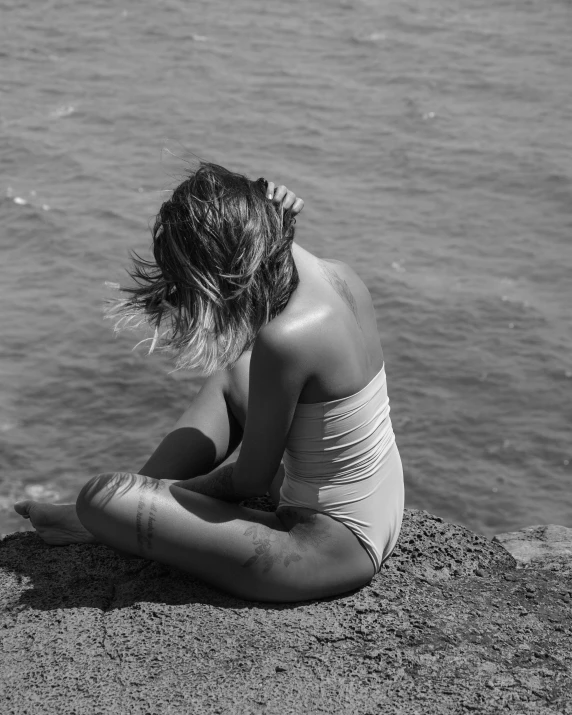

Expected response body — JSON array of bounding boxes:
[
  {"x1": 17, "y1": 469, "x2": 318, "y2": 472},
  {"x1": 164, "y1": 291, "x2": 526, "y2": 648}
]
[{"x1": 279, "y1": 365, "x2": 404, "y2": 573}]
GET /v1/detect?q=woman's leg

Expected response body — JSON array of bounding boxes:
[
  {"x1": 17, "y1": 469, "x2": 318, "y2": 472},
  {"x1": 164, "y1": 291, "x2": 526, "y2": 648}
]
[
  {"x1": 14, "y1": 355, "x2": 252, "y2": 545},
  {"x1": 140, "y1": 354, "x2": 250, "y2": 480},
  {"x1": 75, "y1": 471, "x2": 374, "y2": 602}
]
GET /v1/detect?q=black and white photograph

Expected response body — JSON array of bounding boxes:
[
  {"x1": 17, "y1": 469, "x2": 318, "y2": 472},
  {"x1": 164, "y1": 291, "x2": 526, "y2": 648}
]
[{"x1": 1, "y1": 0, "x2": 571, "y2": 712}]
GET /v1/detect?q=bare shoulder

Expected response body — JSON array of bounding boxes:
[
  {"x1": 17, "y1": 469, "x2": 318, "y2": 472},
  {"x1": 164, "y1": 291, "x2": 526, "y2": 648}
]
[
  {"x1": 318, "y1": 257, "x2": 383, "y2": 366},
  {"x1": 318, "y1": 258, "x2": 373, "y2": 316},
  {"x1": 320, "y1": 258, "x2": 370, "y2": 294},
  {"x1": 254, "y1": 309, "x2": 312, "y2": 366},
  {"x1": 254, "y1": 290, "x2": 328, "y2": 380}
]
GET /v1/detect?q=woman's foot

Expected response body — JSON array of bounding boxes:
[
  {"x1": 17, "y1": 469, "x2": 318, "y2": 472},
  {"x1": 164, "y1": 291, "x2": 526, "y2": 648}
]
[{"x1": 13, "y1": 501, "x2": 96, "y2": 546}]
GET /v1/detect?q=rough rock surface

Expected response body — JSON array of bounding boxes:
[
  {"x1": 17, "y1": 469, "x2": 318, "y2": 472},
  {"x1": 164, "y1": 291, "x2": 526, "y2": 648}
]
[
  {"x1": 2, "y1": 508, "x2": 571, "y2": 715},
  {"x1": 494, "y1": 525, "x2": 572, "y2": 572}
]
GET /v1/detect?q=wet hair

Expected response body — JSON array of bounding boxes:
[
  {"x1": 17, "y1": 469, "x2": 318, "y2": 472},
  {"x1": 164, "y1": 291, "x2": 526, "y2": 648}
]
[{"x1": 107, "y1": 162, "x2": 299, "y2": 374}]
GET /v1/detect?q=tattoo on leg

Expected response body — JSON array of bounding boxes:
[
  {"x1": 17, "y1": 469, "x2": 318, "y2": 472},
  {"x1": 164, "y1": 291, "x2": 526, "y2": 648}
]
[
  {"x1": 145, "y1": 496, "x2": 158, "y2": 552},
  {"x1": 241, "y1": 510, "x2": 331, "y2": 572},
  {"x1": 241, "y1": 524, "x2": 296, "y2": 573},
  {"x1": 134, "y1": 477, "x2": 164, "y2": 555},
  {"x1": 135, "y1": 493, "x2": 145, "y2": 552}
]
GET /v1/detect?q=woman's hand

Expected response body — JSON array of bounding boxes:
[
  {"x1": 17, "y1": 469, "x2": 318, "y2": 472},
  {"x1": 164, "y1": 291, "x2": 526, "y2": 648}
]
[{"x1": 266, "y1": 182, "x2": 304, "y2": 216}]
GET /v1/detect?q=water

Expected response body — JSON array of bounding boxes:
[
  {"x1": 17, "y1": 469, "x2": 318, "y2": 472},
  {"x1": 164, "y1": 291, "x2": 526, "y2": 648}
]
[{"x1": 1, "y1": 0, "x2": 571, "y2": 538}]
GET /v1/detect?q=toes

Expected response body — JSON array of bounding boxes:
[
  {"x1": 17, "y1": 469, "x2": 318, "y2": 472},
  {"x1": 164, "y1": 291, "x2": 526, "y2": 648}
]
[{"x1": 14, "y1": 500, "x2": 33, "y2": 518}]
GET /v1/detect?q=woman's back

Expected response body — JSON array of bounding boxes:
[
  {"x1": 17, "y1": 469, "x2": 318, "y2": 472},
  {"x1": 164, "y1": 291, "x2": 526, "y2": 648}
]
[{"x1": 270, "y1": 242, "x2": 385, "y2": 405}]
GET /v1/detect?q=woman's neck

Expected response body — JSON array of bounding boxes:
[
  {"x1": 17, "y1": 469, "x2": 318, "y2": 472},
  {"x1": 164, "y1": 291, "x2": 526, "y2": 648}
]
[{"x1": 292, "y1": 241, "x2": 317, "y2": 270}]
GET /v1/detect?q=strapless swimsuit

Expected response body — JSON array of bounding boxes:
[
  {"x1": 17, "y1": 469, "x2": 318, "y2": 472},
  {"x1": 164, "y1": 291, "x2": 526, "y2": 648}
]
[{"x1": 279, "y1": 365, "x2": 404, "y2": 573}]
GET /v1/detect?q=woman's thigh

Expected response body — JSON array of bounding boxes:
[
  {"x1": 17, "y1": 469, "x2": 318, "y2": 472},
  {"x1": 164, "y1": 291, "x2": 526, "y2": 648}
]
[{"x1": 76, "y1": 472, "x2": 373, "y2": 602}]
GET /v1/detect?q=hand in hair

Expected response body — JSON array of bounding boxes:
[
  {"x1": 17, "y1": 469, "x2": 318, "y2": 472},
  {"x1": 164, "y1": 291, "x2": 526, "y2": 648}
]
[{"x1": 265, "y1": 182, "x2": 304, "y2": 216}]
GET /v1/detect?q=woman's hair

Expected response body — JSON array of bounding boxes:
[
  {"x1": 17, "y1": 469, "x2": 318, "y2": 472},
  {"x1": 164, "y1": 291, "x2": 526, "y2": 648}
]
[{"x1": 107, "y1": 162, "x2": 299, "y2": 374}]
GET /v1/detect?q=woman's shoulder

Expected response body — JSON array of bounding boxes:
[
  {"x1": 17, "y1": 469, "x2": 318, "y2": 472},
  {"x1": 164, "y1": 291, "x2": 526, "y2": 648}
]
[
  {"x1": 265, "y1": 255, "x2": 374, "y2": 345},
  {"x1": 251, "y1": 309, "x2": 319, "y2": 398},
  {"x1": 318, "y1": 257, "x2": 371, "y2": 296},
  {"x1": 256, "y1": 254, "x2": 382, "y2": 401},
  {"x1": 259, "y1": 261, "x2": 364, "y2": 352},
  {"x1": 257, "y1": 297, "x2": 326, "y2": 357},
  {"x1": 316, "y1": 258, "x2": 375, "y2": 324},
  {"x1": 254, "y1": 282, "x2": 332, "y2": 381}
]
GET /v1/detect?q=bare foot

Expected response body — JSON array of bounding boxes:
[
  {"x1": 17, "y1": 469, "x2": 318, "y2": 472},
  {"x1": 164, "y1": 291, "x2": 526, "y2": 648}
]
[{"x1": 14, "y1": 501, "x2": 96, "y2": 546}]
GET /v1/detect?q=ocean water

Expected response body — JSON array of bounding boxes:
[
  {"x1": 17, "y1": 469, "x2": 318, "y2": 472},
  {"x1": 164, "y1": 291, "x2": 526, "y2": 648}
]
[{"x1": 1, "y1": 0, "x2": 571, "y2": 538}]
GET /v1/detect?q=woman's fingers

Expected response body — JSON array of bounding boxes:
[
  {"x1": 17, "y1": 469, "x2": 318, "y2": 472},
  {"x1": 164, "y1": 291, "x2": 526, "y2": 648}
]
[
  {"x1": 267, "y1": 184, "x2": 304, "y2": 215},
  {"x1": 272, "y1": 185, "x2": 288, "y2": 204},
  {"x1": 290, "y1": 197, "x2": 304, "y2": 215}
]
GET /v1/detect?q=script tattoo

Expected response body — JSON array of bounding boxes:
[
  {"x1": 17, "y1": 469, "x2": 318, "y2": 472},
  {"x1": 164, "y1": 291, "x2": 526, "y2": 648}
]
[
  {"x1": 134, "y1": 477, "x2": 164, "y2": 555},
  {"x1": 241, "y1": 509, "x2": 331, "y2": 572},
  {"x1": 319, "y1": 260, "x2": 360, "y2": 325}
]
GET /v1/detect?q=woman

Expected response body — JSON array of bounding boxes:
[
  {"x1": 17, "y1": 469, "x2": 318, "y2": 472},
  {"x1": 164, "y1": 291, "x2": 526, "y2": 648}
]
[{"x1": 15, "y1": 163, "x2": 404, "y2": 603}]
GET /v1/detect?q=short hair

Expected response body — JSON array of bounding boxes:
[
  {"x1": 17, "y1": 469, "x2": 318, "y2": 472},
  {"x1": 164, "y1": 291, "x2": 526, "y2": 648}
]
[{"x1": 107, "y1": 162, "x2": 299, "y2": 374}]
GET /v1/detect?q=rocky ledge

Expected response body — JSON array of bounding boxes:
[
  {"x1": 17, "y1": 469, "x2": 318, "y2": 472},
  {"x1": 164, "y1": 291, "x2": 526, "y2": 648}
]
[{"x1": 1, "y1": 508, "x2": 571, "y2": 715}]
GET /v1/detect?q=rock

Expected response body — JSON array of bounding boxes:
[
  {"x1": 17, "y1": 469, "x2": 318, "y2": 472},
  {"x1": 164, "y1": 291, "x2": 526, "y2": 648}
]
[
  {"x1": 494, "y1": 524, "x2": 572, "y2": 572},
  {"x1": 2, "y1": 509, "x2": 572, "y2": 714}
]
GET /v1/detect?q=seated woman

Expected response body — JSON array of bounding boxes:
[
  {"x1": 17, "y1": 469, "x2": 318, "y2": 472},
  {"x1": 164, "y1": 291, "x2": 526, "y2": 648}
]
[{"x1": 14, "y1": 163, "x2": 404, "y2": 603}]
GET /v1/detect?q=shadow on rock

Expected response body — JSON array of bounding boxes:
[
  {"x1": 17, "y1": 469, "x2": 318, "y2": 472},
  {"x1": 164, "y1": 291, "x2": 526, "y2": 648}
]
[
  {"x1": 0, "y1": 531, "x2": 308, "y2": 612},
  {"x1": 1, "y1": 509, "x2": 515, "y2": 615}
]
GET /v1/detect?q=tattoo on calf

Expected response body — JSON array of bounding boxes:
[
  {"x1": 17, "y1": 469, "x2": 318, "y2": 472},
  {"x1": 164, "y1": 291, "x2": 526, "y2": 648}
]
[{"x1": 241, "y1": 510, "x2": 331, "y2": 572}]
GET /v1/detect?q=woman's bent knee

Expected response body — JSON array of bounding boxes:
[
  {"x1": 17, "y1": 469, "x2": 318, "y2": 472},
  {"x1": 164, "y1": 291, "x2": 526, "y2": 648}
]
[{"x1": 76, "y1": 472, "x2": 146, "y2": 525}]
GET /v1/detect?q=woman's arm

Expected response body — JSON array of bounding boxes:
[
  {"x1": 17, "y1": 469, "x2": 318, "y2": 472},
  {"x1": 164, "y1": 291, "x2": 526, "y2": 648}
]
[
  {"x1": 171, "y1": 462, "x2": 238, "y2": 500},
  {"x1": 172, "y1": 322, "x2": 304, "y2": 501}
]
